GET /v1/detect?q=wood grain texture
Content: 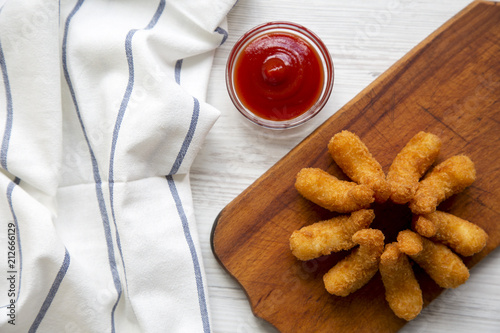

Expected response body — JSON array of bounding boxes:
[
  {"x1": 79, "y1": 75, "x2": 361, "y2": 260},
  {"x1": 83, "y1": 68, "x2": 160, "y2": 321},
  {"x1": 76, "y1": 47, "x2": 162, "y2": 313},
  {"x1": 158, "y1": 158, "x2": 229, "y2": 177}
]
[{"x1": 211, "y1": 1, "x2": 500, "y2": 332}]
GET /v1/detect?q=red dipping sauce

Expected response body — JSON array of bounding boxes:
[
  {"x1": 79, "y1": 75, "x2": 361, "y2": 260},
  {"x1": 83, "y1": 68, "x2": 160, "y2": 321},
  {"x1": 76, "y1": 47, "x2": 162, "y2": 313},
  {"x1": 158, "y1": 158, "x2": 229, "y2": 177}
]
[
  {"x1": 226, "y1": 22, "x2": 334, "y2": 129},
  {"x1": 234, "y1": 32, "x2": 323, "y2": 121}
]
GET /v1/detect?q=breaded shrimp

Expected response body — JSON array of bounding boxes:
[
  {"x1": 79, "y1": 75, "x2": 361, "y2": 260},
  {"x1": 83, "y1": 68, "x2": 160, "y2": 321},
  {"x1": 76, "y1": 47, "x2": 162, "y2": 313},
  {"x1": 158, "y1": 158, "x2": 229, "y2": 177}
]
[
  {"x1": 397, "y1": 230, "x2": 469, "y2": 288},
  {"x1": 413, "y1": 211, "x2": 488, "y2": 256},
  {"x1": 328, "y1": 131, "x2": 390, "y2": 203},
  {"x1": 387, "y1": 131, "x2": 442, "y2": 204},
  {"x1": 409, "y1": 155, "x2": 476, "y2": 215},
  {"x1": 290, "y1": 209, "x2": 375, "y2": 261},
  {"x1": 396, "y1": 230, "x2": 423, "y2": 255},
  {"x1": 295, "y1": 168, "x2": 375, "y2": 213},
  {"x1": 379, "y1": 243, "x2": 423, "y2": 321},
  {"x1": 323, "y1": 229, "x2": 385, "y2": 296}
]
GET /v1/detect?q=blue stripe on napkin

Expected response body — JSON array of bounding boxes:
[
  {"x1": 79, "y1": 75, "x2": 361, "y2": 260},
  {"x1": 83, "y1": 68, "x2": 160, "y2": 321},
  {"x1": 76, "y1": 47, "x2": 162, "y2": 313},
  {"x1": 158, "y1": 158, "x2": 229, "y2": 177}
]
[
  {"x1": 0, "y1": 36, "x2": 13, "y2": 171},
  {"x1": 29, "y1": 249, "x2": 70, "y2": 333},
  {"x1": 62, "y1": 1, "x2": 123, "y2": 331},
  {"x1": 169, "y1": 97, "x2": 200, "y2": 175},
  {"x1": 175, "y1": 59, "x2": 183, "y2": 84},
  {"x1": 165, "y1": 92, "x2": 209, "y2": 331},
  {"x1": 108, "y1": 0, "x2": 166, "y2": 295},
  {"x1": 166, "y1": 175, "x2": 210, "y2": 333},
  {"x1": 215, "y1": 26, "x2": 228, "y2": 45}
]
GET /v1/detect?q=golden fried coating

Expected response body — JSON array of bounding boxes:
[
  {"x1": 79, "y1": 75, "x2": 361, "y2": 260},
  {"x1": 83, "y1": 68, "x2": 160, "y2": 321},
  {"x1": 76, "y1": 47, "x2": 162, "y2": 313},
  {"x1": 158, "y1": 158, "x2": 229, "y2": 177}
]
[
  {"x1": 323, "y1": 229, "x2": 384, "y2": 296},
  {"x1": 396, "y1": 230, "x2": 423, "y2": 255},
  {"x1": 328, "y1": 131, "x2": 390, "y2": 203},
  {"x1": 295, "y1": 168, "x2": 375, "y2": 213},
  {"x1": 413, "y1": 211, "x2": 488, "y2": 257},
  {"x1": 397, "y1": 230, "x2": 469, "y2": 288},
  {"x1": 290, "y1": 209, "x2": 375, "y2": 261},
  {"x1": 411, "y1": 215, "x2": 437, "y2": 238},
  {"x1": 387, "y1": 132, "x2": 442, "y2": 204},
  {"x1": 379, "y1": 243, "x2": 423, "y2": 321},
  {"x1": 409, "y1": 155, "x2": 476, "y2": 215}
]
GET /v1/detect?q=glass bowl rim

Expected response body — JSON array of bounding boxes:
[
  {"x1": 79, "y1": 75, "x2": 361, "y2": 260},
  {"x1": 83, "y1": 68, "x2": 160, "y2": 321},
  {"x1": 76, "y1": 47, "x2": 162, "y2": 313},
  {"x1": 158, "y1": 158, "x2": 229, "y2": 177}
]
[{"x1": 225, "y1": 21, "x2": 334, "y2": 130}]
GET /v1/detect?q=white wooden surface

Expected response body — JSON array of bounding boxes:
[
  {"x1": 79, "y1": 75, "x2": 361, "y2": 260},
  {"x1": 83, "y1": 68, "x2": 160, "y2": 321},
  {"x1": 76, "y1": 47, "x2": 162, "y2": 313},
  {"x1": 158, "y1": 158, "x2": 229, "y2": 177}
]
[{"x1": 192, "y1": 0, "x2": 500, "y2": 332}]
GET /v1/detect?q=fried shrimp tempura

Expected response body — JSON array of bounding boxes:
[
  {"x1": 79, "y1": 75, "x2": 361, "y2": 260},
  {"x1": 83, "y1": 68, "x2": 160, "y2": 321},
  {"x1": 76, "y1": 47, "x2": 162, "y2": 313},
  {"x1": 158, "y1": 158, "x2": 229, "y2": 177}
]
[
  {"x1": 379, "y1": 243, "x2": 423, "y2": 321},
  {"x1": 387, "y1": 132, "x2": 442, "y2": 204},
  {"x1": 290, "y1": 209, "x2": 375, "y2": 261},
  {"x1": 397, "y1": 230, "x2": 469, "y2": 288},
  {"x1": 396, "y1": 229, "x2": 423, "y2": 255},
  {"x1": 295, "y1": 168, "x2": 375, "y2": 213},
  {"x1": 323, "y1": 229, "x2": 384, "y2": 296},
  {"x1": 413, "y1": 211, "x2": 488, "y2": 257},
  {"x1": 409, "y1": 155, "x2": 476, "y2": 215},
  {"x1": 328, "y1": 131, "x2": 390, "y2": 203}
]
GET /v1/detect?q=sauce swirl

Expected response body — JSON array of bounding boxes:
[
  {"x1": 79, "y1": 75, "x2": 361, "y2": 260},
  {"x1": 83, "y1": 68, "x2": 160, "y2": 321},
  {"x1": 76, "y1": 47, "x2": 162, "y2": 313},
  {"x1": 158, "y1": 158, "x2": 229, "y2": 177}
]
[{"x1": 233, "y1": 32, "x2": 324, "y2": 121}]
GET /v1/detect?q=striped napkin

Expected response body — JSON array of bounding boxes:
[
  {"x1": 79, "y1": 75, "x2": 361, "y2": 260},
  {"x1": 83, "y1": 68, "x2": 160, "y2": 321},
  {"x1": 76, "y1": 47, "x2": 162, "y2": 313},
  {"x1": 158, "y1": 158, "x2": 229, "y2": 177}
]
[{"x1": 0, "y1": 0, "x2": 235, "y2": 331}]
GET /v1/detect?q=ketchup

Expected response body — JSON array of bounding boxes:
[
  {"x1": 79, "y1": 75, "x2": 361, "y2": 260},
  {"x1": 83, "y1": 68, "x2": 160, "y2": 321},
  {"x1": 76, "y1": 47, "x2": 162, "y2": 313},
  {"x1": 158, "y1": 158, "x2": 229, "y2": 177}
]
[{"x1": 233, "y1": 32, "x2": 324, "y2": 121}]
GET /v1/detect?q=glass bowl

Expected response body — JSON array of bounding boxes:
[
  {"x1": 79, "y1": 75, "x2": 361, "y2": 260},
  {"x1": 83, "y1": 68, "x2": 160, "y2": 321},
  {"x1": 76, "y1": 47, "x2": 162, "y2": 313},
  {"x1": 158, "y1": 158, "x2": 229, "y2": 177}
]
[{"x1": 226, "y1": 21, "x2": 334, "y2": 129}]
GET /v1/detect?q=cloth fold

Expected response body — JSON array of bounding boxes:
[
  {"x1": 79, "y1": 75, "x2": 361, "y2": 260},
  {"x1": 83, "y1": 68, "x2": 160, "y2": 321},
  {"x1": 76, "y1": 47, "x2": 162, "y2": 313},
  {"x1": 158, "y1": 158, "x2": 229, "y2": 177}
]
[{"x1": 0, "y1": 0, "x2": 235, "y2": 331}]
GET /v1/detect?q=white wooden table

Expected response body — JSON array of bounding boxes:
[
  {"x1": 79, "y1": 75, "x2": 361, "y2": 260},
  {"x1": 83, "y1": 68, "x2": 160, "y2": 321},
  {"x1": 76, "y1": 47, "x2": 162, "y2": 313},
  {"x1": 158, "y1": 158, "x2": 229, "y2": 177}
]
[{"x1": 192, "y1": 0, "x2": 500, "y2": 332}]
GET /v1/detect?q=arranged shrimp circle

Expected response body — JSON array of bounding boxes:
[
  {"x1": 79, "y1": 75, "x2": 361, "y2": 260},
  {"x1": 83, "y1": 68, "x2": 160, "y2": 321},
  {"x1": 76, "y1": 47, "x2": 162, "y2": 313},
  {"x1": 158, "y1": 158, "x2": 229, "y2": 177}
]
[{"x1": 290, "y1": 130, "x2": 487, "y2": 321}]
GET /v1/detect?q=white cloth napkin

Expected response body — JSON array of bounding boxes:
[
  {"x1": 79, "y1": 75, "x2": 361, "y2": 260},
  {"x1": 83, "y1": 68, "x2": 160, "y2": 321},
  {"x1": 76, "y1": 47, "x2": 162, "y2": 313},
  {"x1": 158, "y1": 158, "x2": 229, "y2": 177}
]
[{"x1": 0, "y1": 0, "x2": 235, "y2": 331}]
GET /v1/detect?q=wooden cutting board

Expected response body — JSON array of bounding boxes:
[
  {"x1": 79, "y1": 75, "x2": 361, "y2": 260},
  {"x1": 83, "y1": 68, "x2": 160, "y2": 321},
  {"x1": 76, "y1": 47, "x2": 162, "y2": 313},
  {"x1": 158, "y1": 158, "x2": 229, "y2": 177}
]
[{"x1": 211, "y1": 1, "x2": 500, "y2": 332}]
